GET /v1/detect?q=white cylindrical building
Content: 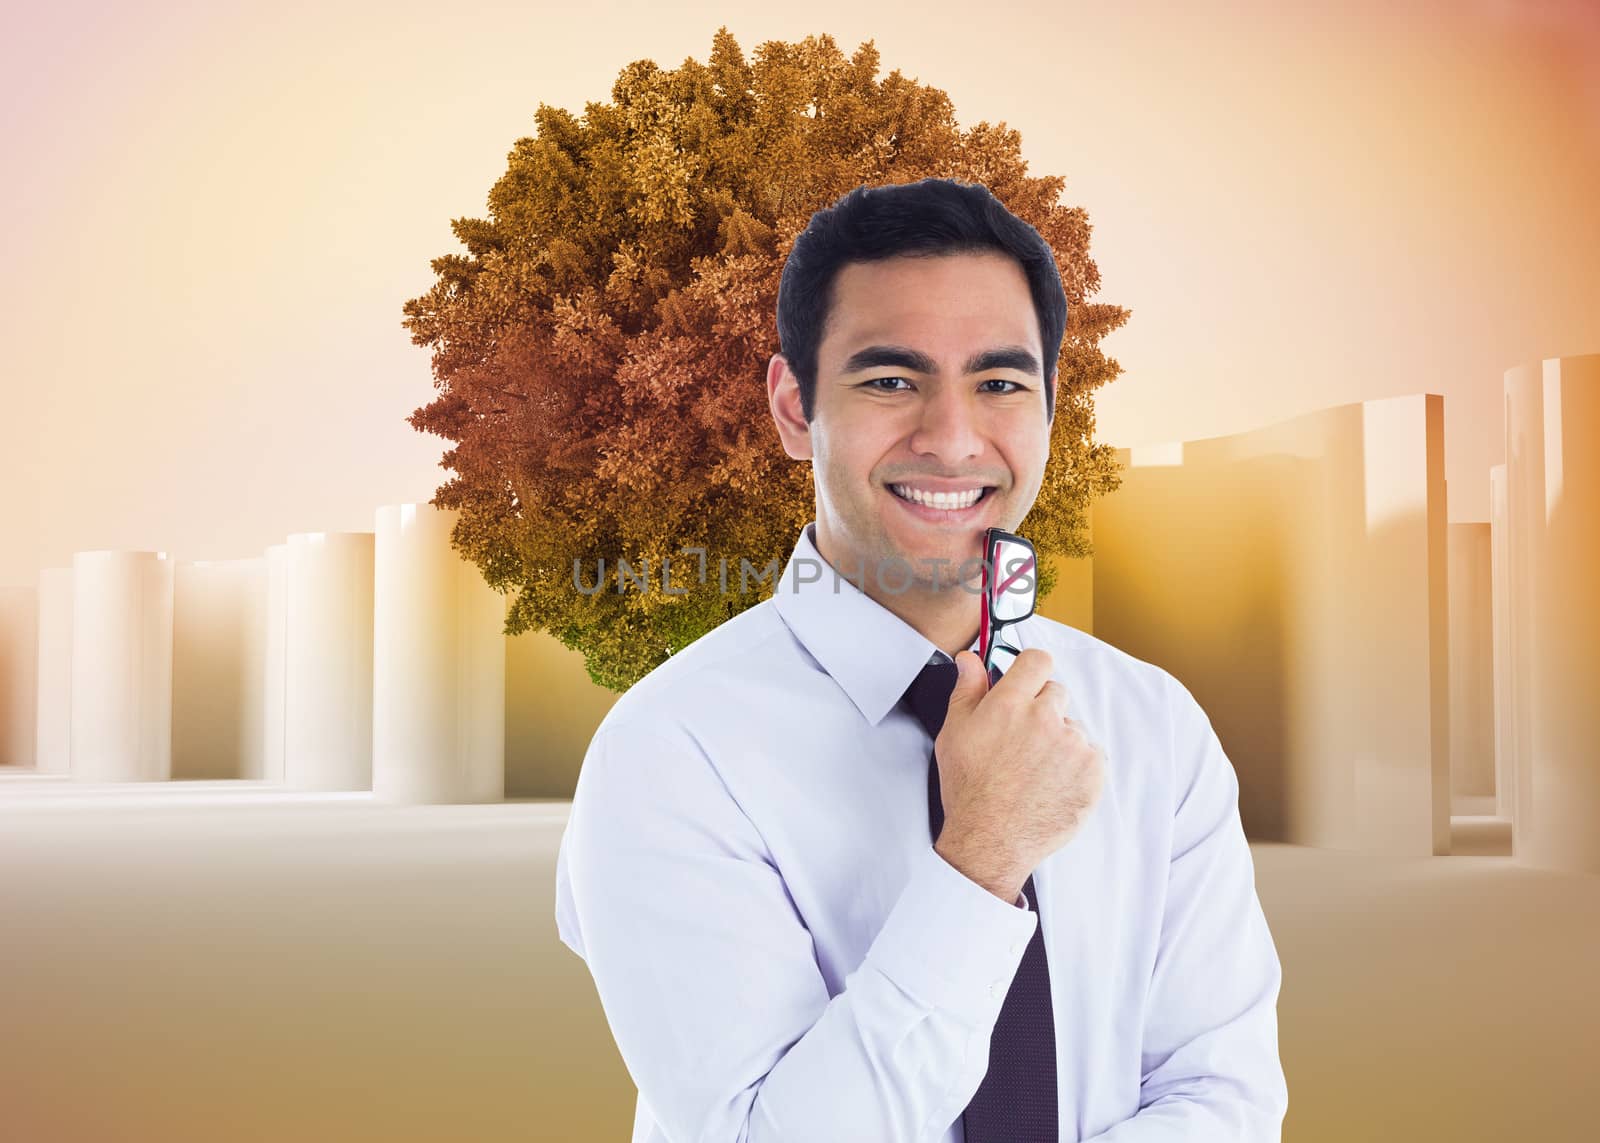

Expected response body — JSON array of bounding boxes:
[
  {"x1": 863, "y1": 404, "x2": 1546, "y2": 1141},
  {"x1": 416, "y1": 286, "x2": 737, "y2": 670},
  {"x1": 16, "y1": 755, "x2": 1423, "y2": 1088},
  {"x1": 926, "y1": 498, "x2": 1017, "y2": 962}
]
[
  {"x1": 69, "y1": 551, "x2": 174, "y2": 782},
  {"x1": 263, "y1": 543, "x2": 288, "y2": 784},
  {"x1": 372, "y1": 504, "x2": 506, "y2": 805},
  {"x1": 282, "y1": 532, "x2": 374, "y2": 791},
  {"x1": 1528, "y1": 354, "x2": 1600, "y2": 872}
]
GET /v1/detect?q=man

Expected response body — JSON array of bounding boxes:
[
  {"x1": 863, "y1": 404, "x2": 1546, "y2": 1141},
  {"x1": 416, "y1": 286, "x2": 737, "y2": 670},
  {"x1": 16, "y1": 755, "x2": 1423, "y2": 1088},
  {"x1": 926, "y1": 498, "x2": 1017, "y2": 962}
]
[{"x1": 555, "y1": 178, "x2": 1288, "y2": 1141}]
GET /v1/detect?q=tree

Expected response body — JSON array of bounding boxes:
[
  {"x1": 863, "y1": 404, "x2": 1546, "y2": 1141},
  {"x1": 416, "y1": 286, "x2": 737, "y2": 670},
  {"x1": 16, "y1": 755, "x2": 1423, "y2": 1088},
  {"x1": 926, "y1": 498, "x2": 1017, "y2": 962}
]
[{"x1": 403, "y1": 28, "x2": 1129, "y2": 692}]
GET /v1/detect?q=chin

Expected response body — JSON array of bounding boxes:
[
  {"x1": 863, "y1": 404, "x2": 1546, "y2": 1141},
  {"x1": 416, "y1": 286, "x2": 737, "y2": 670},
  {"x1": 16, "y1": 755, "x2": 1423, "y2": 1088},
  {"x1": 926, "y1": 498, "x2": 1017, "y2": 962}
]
[{"x1": 880, "y1": 515, "x2": 990, "y2": 576}]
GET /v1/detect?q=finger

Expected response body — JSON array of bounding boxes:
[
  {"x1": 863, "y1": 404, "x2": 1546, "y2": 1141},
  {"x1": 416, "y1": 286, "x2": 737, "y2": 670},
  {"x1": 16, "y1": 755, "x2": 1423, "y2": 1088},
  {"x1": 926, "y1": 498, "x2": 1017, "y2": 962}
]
[
  {"x1": 1064, "y1": 718, "x2": 1100, "y2": 754},
  {"x1": 1037, "y1": 679, "x2": 1071, "y2": 722},
  {"x1": 946, "y1": 650, "x2": 991, "y2": 715},
  {"x1": 993, "y1": 646, "x2": 1055, "y2": 699}
]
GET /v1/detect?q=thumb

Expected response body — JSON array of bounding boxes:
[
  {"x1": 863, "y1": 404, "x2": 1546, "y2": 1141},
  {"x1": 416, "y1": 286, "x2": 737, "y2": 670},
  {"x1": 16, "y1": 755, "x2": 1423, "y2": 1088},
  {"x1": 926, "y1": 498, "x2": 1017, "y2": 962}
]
[{"x1": 947, "y1": 650, "x2": 989, "y2": 716}]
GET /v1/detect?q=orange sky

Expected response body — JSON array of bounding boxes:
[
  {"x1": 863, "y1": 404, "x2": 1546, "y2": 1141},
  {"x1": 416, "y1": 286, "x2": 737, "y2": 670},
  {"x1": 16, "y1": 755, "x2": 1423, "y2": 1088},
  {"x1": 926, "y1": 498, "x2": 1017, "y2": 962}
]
[{"x1": 3, "y1": 0, "x2": 1597, "y2": 587}]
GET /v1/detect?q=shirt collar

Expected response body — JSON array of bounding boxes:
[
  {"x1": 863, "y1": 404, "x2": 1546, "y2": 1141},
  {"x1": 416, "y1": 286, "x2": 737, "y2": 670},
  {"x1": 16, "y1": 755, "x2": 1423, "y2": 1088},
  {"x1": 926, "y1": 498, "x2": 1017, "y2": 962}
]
[{"x1": 771, "y1": 523, "x2": 986, "y2": 726}]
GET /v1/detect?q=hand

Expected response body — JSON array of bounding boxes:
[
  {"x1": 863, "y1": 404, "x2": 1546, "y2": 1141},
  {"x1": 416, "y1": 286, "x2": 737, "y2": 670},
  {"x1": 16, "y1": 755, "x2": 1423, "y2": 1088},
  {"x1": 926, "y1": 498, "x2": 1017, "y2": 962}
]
[{"x1": 932, "y1": 648, "x2": 1105, "y2": 903}]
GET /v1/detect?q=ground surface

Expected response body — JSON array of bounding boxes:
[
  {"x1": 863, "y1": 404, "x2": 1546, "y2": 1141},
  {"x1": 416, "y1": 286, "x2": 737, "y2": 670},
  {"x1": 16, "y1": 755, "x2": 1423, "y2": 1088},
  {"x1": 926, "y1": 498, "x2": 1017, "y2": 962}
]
[{"x1": 2, "y1": 771, "x2": 1593, "y2": 1142}]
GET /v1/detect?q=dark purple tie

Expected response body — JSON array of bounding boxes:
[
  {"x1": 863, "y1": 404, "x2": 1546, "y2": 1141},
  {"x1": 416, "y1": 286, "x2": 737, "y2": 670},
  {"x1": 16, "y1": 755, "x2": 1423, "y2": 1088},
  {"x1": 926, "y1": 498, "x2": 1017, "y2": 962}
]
[{"x1": 904, "y1": 659, "x2": 1059, "y2": 1142}]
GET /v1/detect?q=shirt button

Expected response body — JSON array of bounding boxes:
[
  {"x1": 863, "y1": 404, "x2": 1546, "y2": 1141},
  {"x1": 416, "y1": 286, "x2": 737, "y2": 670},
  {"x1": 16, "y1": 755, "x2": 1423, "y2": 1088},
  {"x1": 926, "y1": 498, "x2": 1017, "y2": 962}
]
[{"x1": 989, "y1": 981, "x2": 1002, "y2": 999}]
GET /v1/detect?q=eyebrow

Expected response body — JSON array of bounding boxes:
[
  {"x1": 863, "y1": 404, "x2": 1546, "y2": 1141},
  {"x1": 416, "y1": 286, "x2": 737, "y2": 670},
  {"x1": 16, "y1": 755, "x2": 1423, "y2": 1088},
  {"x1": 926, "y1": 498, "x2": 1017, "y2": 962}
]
[{"x1": 839, "y1": 344, "x2": 1042, "y2": 378}]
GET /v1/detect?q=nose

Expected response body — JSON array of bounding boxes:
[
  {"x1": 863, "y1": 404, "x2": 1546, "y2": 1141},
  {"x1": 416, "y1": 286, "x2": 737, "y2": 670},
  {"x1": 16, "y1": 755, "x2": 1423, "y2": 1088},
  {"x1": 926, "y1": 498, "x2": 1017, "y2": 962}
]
[{"x1": 908, "y1": 385, "x2": 984, "y2": 466}]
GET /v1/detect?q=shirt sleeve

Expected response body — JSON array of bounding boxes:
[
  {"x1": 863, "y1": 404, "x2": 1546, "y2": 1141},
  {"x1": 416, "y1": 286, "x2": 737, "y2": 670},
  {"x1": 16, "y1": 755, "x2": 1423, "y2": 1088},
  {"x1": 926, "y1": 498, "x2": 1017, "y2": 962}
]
[
  {"x1": 554, "y1": 713, "x2": 1038, "y2": 1143},
  {"x1": 1083, "y1": 674, "x2": 1288, "y2": 1141}
]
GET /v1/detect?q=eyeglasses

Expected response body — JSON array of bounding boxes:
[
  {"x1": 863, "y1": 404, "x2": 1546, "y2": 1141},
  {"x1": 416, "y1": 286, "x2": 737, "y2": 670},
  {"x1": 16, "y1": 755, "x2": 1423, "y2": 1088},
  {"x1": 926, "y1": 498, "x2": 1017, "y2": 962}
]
[{"x1": 979, "y1": 527, "x2": 1037, "y2": 679}]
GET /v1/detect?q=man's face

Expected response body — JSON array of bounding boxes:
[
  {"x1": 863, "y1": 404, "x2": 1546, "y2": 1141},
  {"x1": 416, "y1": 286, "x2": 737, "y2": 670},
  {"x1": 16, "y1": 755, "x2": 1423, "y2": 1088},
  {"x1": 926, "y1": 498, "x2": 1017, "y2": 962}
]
[{"x1": 768, "y1": 250, "x2": 1053, "y2": 595}]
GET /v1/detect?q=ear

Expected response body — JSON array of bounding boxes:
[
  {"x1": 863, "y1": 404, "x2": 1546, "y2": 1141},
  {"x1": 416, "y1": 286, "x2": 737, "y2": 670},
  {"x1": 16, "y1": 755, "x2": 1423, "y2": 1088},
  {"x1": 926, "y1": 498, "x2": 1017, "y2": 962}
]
[
  {"x1": 1045, "y1": 368, "x2": 1058, "y2": 427},
  {"x1": 767, "y1": 353, "x2": 813, "y2": 461}
]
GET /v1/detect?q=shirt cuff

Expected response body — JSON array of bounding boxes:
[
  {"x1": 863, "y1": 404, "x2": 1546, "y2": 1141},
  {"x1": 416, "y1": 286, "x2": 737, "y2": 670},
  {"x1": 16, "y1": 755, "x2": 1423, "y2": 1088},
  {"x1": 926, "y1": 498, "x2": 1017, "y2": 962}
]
[{"x1": 863, "y1": 843, "x2": 1039, "y2": 1027}]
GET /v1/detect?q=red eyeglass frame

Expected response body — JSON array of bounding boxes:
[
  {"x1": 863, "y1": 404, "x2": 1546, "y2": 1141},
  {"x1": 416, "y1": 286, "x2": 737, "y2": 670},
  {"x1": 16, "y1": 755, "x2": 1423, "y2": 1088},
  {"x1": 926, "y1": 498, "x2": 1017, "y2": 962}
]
[{"x1": 977, "y1": 527, "x2": 1038, "y2": 678}]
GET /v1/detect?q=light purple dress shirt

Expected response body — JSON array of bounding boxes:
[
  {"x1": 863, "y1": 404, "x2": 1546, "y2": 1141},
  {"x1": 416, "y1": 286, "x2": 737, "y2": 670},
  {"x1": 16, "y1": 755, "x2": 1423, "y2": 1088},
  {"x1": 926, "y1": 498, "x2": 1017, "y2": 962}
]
[{"x1": 555, "y1": 523, "x2": 1287, "y2": 1141}]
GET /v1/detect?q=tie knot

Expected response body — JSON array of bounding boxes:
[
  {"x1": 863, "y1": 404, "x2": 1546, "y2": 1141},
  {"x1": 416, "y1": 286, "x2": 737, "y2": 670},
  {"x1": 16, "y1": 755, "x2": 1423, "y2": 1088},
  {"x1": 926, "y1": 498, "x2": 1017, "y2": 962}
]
[{"x1": 903, "y1": 659, "x2": 959, "y2": 739}]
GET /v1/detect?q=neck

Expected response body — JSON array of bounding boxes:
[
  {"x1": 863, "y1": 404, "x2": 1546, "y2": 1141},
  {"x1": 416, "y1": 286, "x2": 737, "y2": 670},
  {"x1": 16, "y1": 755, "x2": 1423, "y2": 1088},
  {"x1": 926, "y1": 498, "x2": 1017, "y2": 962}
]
[
  {"x1": 876, "y1": 587, "x2": 982, "y2": 659},
  {"x1": 812, "y1": 529, "x2": 983, "y2": 657}
]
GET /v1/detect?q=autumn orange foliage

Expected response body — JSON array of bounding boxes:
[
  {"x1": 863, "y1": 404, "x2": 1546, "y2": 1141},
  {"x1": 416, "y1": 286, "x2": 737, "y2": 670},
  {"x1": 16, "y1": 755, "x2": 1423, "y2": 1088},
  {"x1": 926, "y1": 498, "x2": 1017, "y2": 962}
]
[{"x1": 403, "y1": 28, "x2": 1129, "y2": 692}]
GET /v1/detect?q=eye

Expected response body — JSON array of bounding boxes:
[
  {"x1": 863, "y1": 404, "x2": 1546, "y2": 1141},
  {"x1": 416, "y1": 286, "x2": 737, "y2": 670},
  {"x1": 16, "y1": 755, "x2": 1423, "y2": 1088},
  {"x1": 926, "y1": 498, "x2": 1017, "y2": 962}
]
[
  {"x1": 862, "y1": 376, "x2": 913, "y2": 391},
  {"x1": 980, "y1": 378, "x2": 1027, "y2": 394}
]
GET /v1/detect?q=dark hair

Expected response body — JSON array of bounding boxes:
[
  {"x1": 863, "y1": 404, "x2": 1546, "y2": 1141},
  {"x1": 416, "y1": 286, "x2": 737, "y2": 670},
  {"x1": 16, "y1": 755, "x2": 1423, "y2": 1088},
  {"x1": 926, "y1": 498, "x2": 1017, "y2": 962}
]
[{"x1": 776, "y1": 178, "x2": 1066, "y2": 422}]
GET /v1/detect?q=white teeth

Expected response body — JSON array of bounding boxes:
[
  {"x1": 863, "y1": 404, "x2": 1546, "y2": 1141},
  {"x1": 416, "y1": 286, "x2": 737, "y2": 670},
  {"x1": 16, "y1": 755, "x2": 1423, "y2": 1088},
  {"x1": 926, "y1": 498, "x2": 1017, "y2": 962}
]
[{"x1": 890, "y1": 484, "x2": 985, "y2": 510}]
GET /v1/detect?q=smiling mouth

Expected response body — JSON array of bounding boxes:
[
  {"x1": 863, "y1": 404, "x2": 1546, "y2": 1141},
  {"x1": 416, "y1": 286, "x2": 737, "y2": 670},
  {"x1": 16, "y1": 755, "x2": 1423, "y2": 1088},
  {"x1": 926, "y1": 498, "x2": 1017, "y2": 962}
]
[{"x1": 887, "y1": 483, "x2": 997, "y2": 512}]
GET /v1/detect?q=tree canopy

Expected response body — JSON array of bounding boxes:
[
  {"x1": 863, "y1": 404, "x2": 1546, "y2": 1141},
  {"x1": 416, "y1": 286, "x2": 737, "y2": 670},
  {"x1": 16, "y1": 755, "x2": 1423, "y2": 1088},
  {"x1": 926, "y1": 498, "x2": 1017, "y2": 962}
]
[{"x1": 402, "y1": 28, "x2": 1129, "y2": 692}]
